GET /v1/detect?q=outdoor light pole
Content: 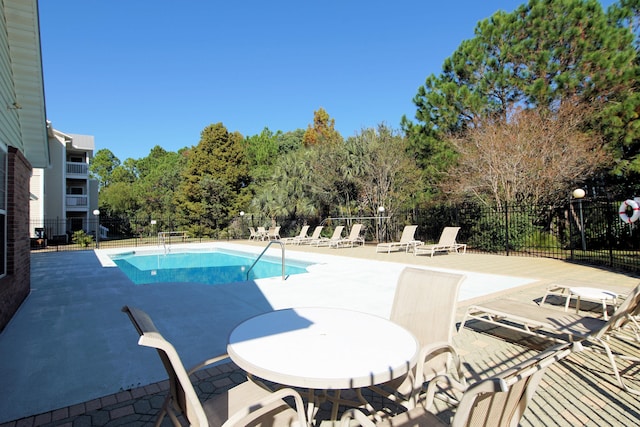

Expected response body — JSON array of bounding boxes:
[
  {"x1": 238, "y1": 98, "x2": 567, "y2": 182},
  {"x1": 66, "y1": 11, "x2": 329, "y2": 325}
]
[
  {"x1": 240, "y1": 211, "x2": 245, "y2": 238},
  {"x1": 93, "y1": 209, "x2": 101, "y2": 249},
  {"x1": 377, "y1": 206, "x2": 385, "y2": 243},
  {"x1": 572, "y1": 189, "x2": 586, "y2": 251}
]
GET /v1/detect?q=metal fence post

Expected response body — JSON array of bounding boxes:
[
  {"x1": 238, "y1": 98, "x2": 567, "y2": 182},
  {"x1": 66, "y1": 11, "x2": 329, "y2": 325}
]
[{"x1": 504, "y1": 201, "x2": 510, "y2": 256}]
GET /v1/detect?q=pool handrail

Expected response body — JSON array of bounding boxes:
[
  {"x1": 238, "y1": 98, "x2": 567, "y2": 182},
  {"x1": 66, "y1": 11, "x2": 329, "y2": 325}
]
[{"x1": 246, "y1": 240, "x2": 286, "y2": 281}]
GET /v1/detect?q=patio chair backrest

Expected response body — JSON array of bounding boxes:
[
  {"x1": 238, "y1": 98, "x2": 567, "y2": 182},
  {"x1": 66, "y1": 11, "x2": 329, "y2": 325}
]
[
  {"x1": 390, "y1": 267, "x2": 465, "y2": 379},
  {"x1": 398, "y1": 225, "x2": 418, "y2": 243},
  {"x1": 297, "y1": 225, "x2": 310, "y2": 238},
  {"x1": 268, "y1": 226, "x2": 281, "y2": 238},
  {"x1": 451, "y1": 342, "x2": 578, "y2": 427},
  {"x1": 330, "y1": 226, "x2": 344, "y2": 240},
  {"x1": 309, "y1": 226, "x2": 323, "y2": 239},
  {"x1": 347, "y1": 224, "x2": 363, "y2": 239},
  {"x1": 122, "y1": 306, "x2": 207, "y2": 426},
  {"x1": 438, "y1": 227, "x2": 460, "y2": 245}
]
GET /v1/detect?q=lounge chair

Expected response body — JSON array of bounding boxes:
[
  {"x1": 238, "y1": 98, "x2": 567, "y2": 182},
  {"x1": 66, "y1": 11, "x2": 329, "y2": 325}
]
[
  {"x1": 295, "y1": 226, "x2": 323, "y2": 245},
  {"x1": 459, "y1": 281, "x2": 640, "y2": 394},
  {"x1": 368, "y1": 268, "x2": 466, "y2": 410},
  {"x1": 375, "y1": 225, "x2": 420, "y2": 253},
  {"x1": 121, "y1": 306, "x2": 308, "y2": 427},
  {"x1": 413, "y1": 226, "x2": 466, "y2": 257},
  {"x1": 329, "y1": 224, "x2": 365, "y2": 248},
  {"x1": 311, "y1": 225, "x2": 344, "y2": 247},
  {"x1": 267, "y1": 226, "x2": 281, "y2": 240},
  {"x1": 341, "y1": 342, "x2": 580, "y2": 427},
  {"x1": 281, "y1": 225, "x2": 310, "y2": 244}
]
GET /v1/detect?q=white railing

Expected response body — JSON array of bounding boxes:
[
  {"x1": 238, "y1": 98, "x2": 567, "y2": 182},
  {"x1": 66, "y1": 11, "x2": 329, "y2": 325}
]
[
  {"x1": 66, "y1": 195, "x2": 88, "y2": 207},
  {"x1": 66, "y1": 162, "x2": 88, "y2": 175}
]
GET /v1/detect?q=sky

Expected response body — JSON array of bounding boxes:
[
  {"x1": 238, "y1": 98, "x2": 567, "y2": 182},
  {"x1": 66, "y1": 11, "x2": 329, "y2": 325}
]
[{"x1": 38, "y1": 1, "x2": 615, "y2": 162}]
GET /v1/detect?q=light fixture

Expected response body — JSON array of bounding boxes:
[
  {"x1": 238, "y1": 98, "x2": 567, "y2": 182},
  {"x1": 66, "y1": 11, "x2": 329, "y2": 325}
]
[
  {"x1": 572, "y1": 189, "x2": 586, "y2": 251},
  {"x1": 93, "y1": 210, "x2": 101, "y2": 249}
]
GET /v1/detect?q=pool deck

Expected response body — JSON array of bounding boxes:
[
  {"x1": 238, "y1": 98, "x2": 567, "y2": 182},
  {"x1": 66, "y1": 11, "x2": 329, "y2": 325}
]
[{"x1": 1, "y1": 241, "x2": 639, "y2": 426}]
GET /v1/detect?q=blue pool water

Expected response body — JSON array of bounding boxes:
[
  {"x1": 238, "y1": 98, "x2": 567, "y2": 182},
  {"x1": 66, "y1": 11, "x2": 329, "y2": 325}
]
[{"x1": 111, "y1": 249, "x2": 311, "y2": 285}]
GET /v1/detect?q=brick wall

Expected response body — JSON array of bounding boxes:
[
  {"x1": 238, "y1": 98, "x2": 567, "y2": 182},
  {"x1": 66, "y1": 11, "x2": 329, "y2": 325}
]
[{"x1": 0, "y1": 147, "x2": 32, "y2": 331}]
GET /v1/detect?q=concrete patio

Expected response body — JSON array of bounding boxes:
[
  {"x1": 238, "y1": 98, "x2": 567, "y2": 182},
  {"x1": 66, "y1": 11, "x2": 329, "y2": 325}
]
[{"x1": 1, "y1": 242, "x2": 639, "y2": 426}]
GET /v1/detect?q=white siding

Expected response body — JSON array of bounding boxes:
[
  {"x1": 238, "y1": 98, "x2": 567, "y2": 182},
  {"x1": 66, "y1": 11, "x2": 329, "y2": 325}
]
[{"x1": 2, "y1": 0, "x2": 48, "y2": 168}]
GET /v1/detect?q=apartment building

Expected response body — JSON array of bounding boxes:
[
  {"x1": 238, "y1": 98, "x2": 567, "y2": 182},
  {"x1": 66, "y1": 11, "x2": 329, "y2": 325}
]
[{"x1": 30, "y1": 127, "x2": 99, "y2": 243}]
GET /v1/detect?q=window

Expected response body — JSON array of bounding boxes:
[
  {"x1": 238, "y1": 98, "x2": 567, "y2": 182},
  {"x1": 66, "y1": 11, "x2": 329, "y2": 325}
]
[{"x1": 0, "y1": 145, "x2": 6, "y2": 277}]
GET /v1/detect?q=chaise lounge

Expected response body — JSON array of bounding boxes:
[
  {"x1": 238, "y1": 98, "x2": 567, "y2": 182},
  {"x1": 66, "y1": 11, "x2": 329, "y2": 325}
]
[
  {"x1": 375, "y1": 225, "x2": 420, "y2": 253},
  {"x1": 414, "y1": 226, "x2": 466, "y2": 257}
]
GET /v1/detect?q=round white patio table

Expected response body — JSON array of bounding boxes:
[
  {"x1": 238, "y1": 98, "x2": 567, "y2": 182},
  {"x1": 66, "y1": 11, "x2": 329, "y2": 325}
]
[
  {"x1": 228, "y1": 307, "x2": 419, "y2": 389},
  {"x1": 227, "y1": 307, "x2": 419, "y2": 421},
  {"x1": 564, "y1": 286, "x2": 618, "y2": 320}
]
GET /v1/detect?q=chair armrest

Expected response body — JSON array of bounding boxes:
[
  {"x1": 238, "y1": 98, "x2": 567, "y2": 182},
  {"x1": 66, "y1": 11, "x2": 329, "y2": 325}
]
[
  {"x1": 340, "y1": 408, "x2": 377, "y2": 427},
  {"x1": 415, "y1": 342, "x2": 466, "y2": 387},
  {"x1": 222, "y1": 387, "x2": 308, "y2": 427},
  {"x1": 187, "y1": 353, "x2": 231, "y2": 376},
  {"x1": 423, "y1": 373, "x2": 469, "y2": 410}
]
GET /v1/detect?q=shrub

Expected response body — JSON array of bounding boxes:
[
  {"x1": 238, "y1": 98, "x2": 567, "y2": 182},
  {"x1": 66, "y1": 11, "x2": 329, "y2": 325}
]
[{"x1": 72, "y1": 230, "x2": 94, "y2": 247}]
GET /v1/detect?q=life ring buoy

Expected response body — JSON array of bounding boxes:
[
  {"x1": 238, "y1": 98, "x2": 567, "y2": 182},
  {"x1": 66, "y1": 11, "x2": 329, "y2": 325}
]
[{"x1": 619, "y1": 199, "x2": 640, "y2": 223}]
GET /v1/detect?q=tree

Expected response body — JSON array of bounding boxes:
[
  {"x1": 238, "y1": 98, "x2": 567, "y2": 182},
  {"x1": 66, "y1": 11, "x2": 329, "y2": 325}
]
[
  {"x1": 443, "y1": 103, "x2": 612, "y2": 207},
  {"x1": 90, "y1": 148, "x2": 120, "y2": 189},
  {"x1": 344, "y1": 125, "x2": 424, "y2": 218},
  {"x1": 176, "y1": 123, "x2": 250, "y2": 234},
  {"x1": 302, "y1": 108, "x2": 343, "y2": 146},
  {"x1": 244, "y1": 128, "x2": 280, "y2": 184},
  {"x1": 251, "y1": 149, "x2": 318, "y2": 223},
  {"x1": 99, "y1": 181, "x2": 139, "y2": 216},
  {"x1": 404, "y1": 0, "x2": 639, "y2": 194},
  {"x1": 134, "y1": 148, "x2": 186, "y2": 218}
]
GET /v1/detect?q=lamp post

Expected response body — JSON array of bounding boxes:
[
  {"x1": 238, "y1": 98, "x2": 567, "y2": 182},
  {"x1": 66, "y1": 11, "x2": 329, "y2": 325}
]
[
  {"x1": 93, "y1": 209, "x2": 101, "y2": 249},
  {"x1": 239, "y1": 211, "x2": 245, "y2": 239},
  {"x1": 377, "y1": 206, "x2": 385, "y2": 243},
  {"x1": 572, "y1": 189, "x2": 586, "y2": 251}
]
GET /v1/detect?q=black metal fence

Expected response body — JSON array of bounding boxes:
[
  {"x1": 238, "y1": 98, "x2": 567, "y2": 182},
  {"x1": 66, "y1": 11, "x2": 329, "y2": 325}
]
[{"x1": 29, "y1": 198, "x2": 640, "y2": 274}]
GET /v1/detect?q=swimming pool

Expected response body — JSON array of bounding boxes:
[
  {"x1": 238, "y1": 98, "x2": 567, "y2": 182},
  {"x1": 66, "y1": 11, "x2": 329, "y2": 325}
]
[{"x1": 111, "y1": 248, "x2": 312, "y2": 285}]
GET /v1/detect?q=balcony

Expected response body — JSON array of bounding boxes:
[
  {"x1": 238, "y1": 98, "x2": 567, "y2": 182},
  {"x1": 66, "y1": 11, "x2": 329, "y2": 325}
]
[
  {"x1": 66, "y1": 195, "x2": 88, "y2": 209},
  {"x1": 66, "y1": 162, "x2": 88, "y2": 177}
]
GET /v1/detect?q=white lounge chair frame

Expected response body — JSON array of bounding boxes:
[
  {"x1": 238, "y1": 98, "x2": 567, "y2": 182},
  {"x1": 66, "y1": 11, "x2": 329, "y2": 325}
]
[
  {"x1": 311, "y1": 225, "x2": 344, "y2": 247},
  {"x1": 459, "y1": 282, "x2": 640, "y2": 394},
  {"x1": 414, "y1": 226, "x2": 466, "y2": 257},
  {"x1": 281, "y1": 225, "x2": 310, "y2": 244},
  {"x1": 375, "y1": 225, "x2": 421, "y2": 253},
  {"x1": 295, "y1": 226, "x2": 323, "y2": 245},
  {"x1": 329, "y1": 224, "x2": 365, "y2": 248}
]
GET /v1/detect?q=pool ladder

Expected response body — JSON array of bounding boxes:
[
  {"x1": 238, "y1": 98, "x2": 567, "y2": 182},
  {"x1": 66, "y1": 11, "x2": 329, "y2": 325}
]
[{"x1": 246, "y1": 240, "x2": 286, "y2": 281}]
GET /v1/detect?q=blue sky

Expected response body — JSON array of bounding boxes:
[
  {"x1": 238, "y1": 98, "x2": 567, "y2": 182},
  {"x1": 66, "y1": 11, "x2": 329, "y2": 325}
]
[{"x1": 38, "y1": 1, "x2": 613, "y2": 162}]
